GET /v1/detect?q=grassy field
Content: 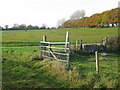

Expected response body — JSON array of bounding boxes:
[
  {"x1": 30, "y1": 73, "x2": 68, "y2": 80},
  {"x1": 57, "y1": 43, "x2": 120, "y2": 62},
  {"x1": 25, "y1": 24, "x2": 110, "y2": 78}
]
[
  {"x1": 2, "y1": 27, "x2": 118, "y2": 46},
  {"x1": 1, "y1": 27, "x2": 119, "y2": 88},
  {"x1": 2, "y1": 46, "x2": 119, "y2": 88}
]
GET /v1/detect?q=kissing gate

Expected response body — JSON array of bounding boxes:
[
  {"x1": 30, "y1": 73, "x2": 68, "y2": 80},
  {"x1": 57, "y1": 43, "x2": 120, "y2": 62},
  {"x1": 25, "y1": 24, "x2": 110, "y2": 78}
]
[{"x1": 40, "y1": 31, "x2": 70, "y2": 69}]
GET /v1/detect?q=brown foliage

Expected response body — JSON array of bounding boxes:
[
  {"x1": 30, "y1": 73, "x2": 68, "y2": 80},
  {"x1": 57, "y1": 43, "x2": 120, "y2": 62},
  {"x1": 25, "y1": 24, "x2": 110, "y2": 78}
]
[{"x1": 61, "y1": 8, "x2": 119, "y2": 28}]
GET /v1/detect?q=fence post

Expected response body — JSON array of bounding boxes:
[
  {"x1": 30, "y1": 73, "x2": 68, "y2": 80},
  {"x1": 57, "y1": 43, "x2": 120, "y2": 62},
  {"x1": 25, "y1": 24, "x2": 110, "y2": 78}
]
[
  {"x1": 80, "y1": 40, "x2": 83, "y2": 50},
  {"x1": 67, "y1": 42, "x2": 70, "y2": 70},
  {"x1": 76, "y1": 40, "x2": 78, "y2": 51},
  {"x1": 49, "y1": 42, "x2": 52, "y2": 57},
  {"x1": 43, "y1": 36, "x2": 46, "y2": 57},
  {"x1": 39, "y1": 41, "x2": 42, "y2": 58},
  {"x1": 95, "y1": 51, "x2": 99, "y2": 74},
  {"x1": 43, "y1": 35, "x2": 46, "y2": 49},
  {"x1": 103, "y1": 37, "x2": 107, "y2": 48},
  {"x1": 105, "y1": 37, "x2": 107, "y2": 48},
  {"x1": 43, "y1": 35, "x2": 46, "y2": 42},
  {"x1": 65, "y1": 31, "x2": 70, "y2": 70},
  {"x1": 65, "y1": 31, "x2": 69, "y2": 52}
]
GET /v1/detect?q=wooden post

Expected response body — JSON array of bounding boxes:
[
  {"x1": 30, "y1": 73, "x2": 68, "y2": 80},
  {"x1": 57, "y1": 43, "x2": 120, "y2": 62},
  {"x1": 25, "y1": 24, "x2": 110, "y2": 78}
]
[
  {"x1": 76, "y1": 40, "x2": 78, "y2": 51},
  {"x1": 65, "y1": 31, "x2": 70, "y2": 70},
  {"x1": 67, "y1": 42, "x2": 70, "y2": 70},
  {"x1": 43, "y1": 35, "x2": 46, "y2": 42},
  {"x1": 65, "y1": 31, "x2": 69, "y2": 52},
  {"x1": 103, "y1": 37, "x2": 107, "y2": 48},
  {"x1": 95, "y1": 51, "x2": 99, "y2": 74},
  {"x1": 49, "y1": 42, "x2": 52, "y2": 57},
  {"x1": 43, "y1": 36, "x2": 46, "y2": 50},
  {"x1": 80, "y1": 40, "x2": 82, "y2": 51},
  {"x1": 43, "y1": 36, "x2": 46, "y2": 57},
  {"x1": 104, "y1": 37, "x2": 107, "y2": 48},
  {"x1": 39, "y1": 41, "x2": 42, "y2": 58}
]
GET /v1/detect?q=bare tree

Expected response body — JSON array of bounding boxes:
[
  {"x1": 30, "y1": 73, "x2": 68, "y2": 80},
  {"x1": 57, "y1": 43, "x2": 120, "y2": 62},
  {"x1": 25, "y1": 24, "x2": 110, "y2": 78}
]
[
  {"x1": 70, "y1": 10, "x2": 85, "y2": 20},
  {"x1": 5, "y1": 25, "x2": 9, "y2": 30},
  {"x1": 40, "y1": 23, "x2": 47, "y2": 29},
  {"x1": 13, "y1": 23, "x2": 19, "y2": 29},
  {"x1": 57, "y1": 18, "x2": 66, "y2": 28}
]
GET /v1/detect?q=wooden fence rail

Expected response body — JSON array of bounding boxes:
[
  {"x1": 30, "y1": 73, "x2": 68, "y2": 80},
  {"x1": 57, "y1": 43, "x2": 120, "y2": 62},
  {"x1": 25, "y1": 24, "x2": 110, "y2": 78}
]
[{"x1": 40, "y1": 31, "x2": 70, "y2": 69}]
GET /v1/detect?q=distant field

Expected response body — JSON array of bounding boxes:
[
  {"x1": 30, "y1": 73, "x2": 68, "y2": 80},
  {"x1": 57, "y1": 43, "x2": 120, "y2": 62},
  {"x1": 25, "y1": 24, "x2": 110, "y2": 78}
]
[{"x1": 1, "y1": 27, "x2": 118, "y2": 46}]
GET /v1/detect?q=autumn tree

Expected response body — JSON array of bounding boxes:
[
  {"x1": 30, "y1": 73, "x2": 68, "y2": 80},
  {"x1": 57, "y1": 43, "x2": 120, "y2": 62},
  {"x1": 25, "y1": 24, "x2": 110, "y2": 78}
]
[{"x1": 62, "y1": 8, "x2": 119, "y2": 28}]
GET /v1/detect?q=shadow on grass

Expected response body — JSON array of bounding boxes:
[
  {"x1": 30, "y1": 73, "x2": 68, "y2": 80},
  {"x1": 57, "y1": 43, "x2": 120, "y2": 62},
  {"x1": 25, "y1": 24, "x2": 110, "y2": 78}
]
[
  {"x1": 70, "y1": 50, "x2": 119, "y2": 75},
  {"x1": 2, "y1": 42, "x2": 39, "y2": 47},
  {"x1": 70, "y1": 50, "x2": 119, "y2": 63},
  {"x1": 2, "y1": 58, "x2": 66, "y2": 88},
  {"x1": 70, "y1": 51, "x2": 94, "y2": 62}
]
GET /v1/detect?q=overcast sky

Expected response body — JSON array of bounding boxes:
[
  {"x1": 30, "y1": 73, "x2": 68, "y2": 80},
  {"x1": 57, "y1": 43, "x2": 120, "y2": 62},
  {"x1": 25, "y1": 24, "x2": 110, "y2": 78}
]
[{"x1": 0, "y1": 0, "x2": 119, "y2": 28}]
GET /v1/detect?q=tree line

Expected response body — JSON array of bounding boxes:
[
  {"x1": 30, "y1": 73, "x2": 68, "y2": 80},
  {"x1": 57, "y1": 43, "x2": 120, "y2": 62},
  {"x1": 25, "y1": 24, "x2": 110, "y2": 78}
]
[
  {"x1": 60, "y1": 8, "x2": 119, "y2": 28},
  {"x1": 0, "y1": 24, "x2": 56, "y2": 30}
]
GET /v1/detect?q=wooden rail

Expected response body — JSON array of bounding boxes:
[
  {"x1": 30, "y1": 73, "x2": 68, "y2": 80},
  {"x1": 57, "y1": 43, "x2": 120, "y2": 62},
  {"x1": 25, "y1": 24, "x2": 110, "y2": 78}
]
[
  {"x1": 40, "y1": 31, "x2": 70, "y2": 69},
  {"x1": 40, "y1": 45, "x2": 70, "y2": 50},
  {"x1": 40, "y1": 41, "x2": 69, "y2": 45},
  {"x1": 41, "y1": 50, "x2": 69, "y2": 56}
]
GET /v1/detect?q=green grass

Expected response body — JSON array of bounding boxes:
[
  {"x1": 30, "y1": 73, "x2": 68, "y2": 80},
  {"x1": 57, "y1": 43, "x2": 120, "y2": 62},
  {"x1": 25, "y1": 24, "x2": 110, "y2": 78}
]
[
  {"x1": 1, "y1": 27, "x2": 118, "y2": 46},
  {"x1": 2, "y1": 46, "x2": 119, "y2": 88},
  {"x1": 2, "y1": 46, "x2": 67, "y2": 88},
  {"x1": 1, "y1": 27, "x2": 119, "y2": 88}
]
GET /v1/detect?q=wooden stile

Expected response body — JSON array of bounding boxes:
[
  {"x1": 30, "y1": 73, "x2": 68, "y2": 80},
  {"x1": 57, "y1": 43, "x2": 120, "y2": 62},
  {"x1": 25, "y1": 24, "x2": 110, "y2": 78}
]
[{"x1": 40, "y1": 31, "x2": 70, "y2": 70}]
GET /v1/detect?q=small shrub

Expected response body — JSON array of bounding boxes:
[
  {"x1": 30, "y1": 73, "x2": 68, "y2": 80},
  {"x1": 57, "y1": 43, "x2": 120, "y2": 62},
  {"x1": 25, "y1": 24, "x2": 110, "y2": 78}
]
[{"x1": 106, "y1": 37, "x2": 119, "y2": 51}]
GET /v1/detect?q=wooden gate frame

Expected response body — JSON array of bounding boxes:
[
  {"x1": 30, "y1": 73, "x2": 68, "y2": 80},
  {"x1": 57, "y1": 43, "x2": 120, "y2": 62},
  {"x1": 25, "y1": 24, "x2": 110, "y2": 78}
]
[{"x1": 40, "y1": 31, "x2": 70, "y2": 69}]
